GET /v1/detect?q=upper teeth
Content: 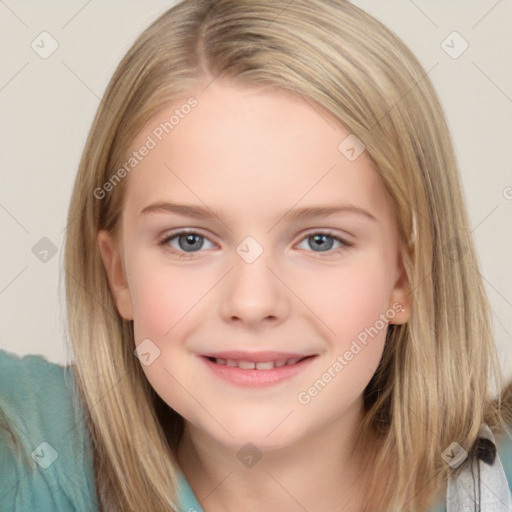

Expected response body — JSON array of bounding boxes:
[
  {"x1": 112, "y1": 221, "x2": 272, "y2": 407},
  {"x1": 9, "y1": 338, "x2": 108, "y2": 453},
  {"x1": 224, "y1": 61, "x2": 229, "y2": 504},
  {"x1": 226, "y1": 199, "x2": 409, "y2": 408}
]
[{"x1": 214, "y1": 357, "x2": 303, "y2": 370}]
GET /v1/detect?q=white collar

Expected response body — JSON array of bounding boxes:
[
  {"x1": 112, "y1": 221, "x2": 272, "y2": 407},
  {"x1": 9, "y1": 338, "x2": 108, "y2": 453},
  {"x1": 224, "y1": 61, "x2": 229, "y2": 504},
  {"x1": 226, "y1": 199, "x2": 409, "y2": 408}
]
[{"x1": 447, "y1": 423, "x2": 512, "y2": 511}]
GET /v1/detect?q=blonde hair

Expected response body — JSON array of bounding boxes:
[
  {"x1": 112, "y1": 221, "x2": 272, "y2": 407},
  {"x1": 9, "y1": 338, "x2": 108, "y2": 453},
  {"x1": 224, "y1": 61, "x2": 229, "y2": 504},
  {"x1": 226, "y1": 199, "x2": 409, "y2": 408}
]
[{"x1": 61, "y1": 1, "x2": 512, "y2": 510}]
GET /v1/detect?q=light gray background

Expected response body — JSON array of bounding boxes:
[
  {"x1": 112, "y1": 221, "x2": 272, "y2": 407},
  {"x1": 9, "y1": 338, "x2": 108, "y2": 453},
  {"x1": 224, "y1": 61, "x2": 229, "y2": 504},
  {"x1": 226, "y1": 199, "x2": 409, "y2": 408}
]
[{"x1": 1, "y1": 1, "x2": 511, "y2": 383}]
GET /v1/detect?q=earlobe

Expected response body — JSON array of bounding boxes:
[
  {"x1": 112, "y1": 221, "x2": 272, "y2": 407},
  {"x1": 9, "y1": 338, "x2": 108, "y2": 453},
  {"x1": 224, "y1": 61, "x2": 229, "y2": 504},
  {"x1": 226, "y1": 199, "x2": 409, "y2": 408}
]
[{"x1": 97, "y1": 230, "x2": 134, "y2": 320}]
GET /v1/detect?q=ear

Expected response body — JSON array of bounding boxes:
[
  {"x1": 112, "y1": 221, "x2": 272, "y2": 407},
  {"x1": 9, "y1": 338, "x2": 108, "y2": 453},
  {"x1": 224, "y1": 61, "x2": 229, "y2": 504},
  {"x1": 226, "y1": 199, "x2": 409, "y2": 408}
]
[
  {"x1": 97, "y1": 230, "x2": 134, "y2": 320},
  {"x1": 387, "y1": 248, "x2": 412, "y2": 325}
]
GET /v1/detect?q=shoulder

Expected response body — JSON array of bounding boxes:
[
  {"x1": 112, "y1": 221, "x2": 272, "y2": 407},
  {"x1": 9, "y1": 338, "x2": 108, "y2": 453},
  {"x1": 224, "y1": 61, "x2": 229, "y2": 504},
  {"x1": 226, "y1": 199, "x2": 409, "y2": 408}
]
[
  {"x1": 495, "y1": 425, "x2": 512, "y2": 493},
  {"x1": 0, "y1": 349, "x2": 98, "y2": 511},
  {"x1": 438, "y1": 425, "x2": 512, "y2": 512}
]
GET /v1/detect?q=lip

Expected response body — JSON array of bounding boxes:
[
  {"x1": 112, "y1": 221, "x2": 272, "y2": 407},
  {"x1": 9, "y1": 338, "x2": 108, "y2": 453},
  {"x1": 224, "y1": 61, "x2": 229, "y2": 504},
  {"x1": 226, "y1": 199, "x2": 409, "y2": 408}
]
[
  {"x1": 200, "y1": 351, "x2": 313, "y2": 363},
  {"x1": 200, "y1": 353, "x2": 318, "y2": 388}
]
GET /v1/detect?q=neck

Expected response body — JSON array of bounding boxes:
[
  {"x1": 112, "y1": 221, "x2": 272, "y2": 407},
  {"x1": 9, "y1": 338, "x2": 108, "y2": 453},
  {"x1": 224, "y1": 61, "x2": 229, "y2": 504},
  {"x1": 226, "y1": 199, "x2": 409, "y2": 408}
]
[{"x1": 177, "y1": 400, "x2": 377, "y2": 512}]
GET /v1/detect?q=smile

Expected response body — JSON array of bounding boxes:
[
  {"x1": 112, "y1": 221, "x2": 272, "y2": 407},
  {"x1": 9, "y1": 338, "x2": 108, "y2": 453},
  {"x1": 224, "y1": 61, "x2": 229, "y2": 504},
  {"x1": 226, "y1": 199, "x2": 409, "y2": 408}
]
[
  {"x1": 200, "y1": 354, "x2": 318, "y2": 387},
  {"x1": 206, "y1": 356, "x2": 311, "y2": 370}
]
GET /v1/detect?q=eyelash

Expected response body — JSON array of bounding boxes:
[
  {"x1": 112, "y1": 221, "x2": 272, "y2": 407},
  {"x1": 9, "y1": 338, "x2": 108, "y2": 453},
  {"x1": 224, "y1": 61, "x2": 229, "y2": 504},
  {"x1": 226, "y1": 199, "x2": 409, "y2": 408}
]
[{"x1": 157, "y1": 229, "x2": 353, "y2": 259}]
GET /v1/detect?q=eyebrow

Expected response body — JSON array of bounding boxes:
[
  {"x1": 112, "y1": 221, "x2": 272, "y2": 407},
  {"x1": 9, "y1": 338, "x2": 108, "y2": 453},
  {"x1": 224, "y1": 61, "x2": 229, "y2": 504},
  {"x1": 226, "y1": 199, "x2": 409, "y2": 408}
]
[{"x1": 140, "y1": 201, "x2": 377, "y2": 223}]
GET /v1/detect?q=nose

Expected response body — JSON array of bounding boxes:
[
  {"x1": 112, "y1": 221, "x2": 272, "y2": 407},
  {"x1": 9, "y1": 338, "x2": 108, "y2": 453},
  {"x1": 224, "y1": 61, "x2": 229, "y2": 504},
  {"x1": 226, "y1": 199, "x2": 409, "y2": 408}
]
[{"x1": 219, "y1": 248, "x2": 290, "y2": 328}]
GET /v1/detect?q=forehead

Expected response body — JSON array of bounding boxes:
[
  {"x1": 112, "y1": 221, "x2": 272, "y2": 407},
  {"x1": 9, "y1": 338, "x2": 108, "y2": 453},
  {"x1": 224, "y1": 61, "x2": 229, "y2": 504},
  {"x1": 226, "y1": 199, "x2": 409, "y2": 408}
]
[{"x1": 121, "y1": 80, "x2": 392, "y2": 223}]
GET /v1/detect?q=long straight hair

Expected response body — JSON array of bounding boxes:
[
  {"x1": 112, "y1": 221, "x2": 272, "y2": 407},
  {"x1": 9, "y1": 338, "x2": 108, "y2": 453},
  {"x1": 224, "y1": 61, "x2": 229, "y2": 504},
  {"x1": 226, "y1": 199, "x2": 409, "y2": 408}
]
[{"x1": 61, "y1": 1, "x2": 512, "y2": 510}]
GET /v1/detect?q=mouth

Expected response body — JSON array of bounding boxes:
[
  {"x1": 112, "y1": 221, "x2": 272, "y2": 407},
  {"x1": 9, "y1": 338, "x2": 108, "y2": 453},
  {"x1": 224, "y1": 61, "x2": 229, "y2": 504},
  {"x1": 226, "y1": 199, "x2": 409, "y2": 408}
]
[
  {"x1": 204, "y1": 355, "x2": 315, "y2": 370},
  {"x1": 200, "y1": 353, "x2": 318, "y2": 387}
]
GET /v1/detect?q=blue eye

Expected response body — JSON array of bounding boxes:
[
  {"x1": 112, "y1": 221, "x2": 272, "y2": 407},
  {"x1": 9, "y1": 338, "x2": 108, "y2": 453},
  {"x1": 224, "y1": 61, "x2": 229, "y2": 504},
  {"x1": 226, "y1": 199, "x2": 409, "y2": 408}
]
[
  {"x1": 158, "y1": 230, "x2": 215, "y2": 258},
  {"x1": 158, "y1": 230, "x2": 352, "y2": 258},
  {"x1": 297, "y1": 232, "x2": 349, "y2": 254}
]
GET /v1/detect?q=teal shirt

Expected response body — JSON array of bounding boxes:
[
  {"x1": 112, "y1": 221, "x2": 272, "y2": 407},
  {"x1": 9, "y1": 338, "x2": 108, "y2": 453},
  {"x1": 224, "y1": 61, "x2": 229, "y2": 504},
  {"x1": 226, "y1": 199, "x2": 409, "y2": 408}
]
[
  {"x1": 0, "y1": 349, "x2": 97, "y2": 511},
  {"x1": 1, "y1": 349, "x2": 511, "y2": 511}
]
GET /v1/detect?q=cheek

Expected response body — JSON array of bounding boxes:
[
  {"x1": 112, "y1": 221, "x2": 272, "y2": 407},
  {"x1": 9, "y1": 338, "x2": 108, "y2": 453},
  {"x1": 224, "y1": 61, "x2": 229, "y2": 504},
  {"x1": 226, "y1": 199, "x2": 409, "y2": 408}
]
[
  {"x1": 301, "y1": 258, "x2": 394, "y2": 337},
  {"x1": 128, "y1": 255, "x2": 206, "y2": 340},
  {"x1": 293, "y1": 264, "x2": 392, "y2": 416},
  {"x1": 297, "y1": 257, "x2": 393, "y2": 385}
]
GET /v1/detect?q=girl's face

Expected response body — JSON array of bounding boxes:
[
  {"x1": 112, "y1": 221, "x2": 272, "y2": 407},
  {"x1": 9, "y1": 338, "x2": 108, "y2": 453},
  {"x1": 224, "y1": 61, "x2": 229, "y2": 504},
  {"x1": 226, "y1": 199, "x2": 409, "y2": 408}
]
[{"x1": 98, "y1": 79, "x2": 411, "y2": 452}]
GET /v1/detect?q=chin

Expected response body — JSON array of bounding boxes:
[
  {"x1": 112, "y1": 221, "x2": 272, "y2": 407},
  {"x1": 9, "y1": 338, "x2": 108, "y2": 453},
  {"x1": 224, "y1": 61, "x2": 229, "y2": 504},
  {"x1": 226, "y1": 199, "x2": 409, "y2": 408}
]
[
  {"x1": 218, "y1": 432, "x2": 297, "y2": 454},
  {"x1": 202, "y1": 413, "x2": 304, "y2": 453}
]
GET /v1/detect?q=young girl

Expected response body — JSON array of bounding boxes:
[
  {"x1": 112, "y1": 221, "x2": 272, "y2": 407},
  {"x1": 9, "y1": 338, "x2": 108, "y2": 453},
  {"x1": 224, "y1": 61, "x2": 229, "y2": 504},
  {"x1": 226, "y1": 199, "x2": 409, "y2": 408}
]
[{"x1": 1, "y1": 0, "x2": 511, "y2": 511}]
